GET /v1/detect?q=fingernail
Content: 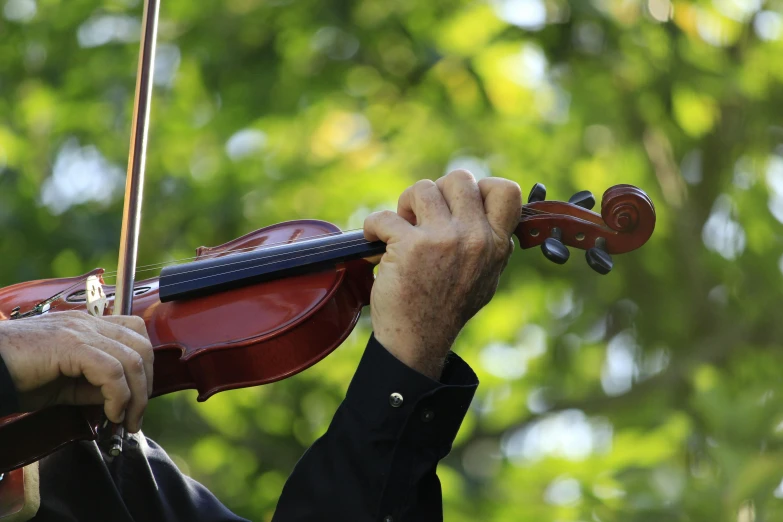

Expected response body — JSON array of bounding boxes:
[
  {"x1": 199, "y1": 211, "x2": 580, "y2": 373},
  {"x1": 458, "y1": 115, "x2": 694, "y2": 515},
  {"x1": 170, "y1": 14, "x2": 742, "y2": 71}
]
[
  {"x1": 118, "y1": 411, "x2": 125, "y2": 424},
  {"x1": 138, "y1": 416, "x2": 144, "y2": 432}
]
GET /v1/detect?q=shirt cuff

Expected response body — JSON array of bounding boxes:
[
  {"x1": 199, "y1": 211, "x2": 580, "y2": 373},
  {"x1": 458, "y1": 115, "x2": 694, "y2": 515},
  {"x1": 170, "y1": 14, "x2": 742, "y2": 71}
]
[
  {"x1": 0, "y1": 353, "x2": 19, "y2": 417},
  {"x1": 344, "y1": 334, "x2": 478, "y2": 454}
]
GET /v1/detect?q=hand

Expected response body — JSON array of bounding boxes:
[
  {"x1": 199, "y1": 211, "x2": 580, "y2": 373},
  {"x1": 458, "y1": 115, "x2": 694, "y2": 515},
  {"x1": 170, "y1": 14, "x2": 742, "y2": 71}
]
[
  {"x1": 364, "y1": 170, "x2": 521, "y2": 379},
  {"x1": 0, "y1": 311, "x2": 153, "y2": 432}
]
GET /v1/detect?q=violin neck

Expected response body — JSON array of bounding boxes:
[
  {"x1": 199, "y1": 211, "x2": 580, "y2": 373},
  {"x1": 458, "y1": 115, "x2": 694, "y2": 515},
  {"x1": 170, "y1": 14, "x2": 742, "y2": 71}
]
[{"x1": 158, "y1": 230, "x2": 384, "y2": 302}]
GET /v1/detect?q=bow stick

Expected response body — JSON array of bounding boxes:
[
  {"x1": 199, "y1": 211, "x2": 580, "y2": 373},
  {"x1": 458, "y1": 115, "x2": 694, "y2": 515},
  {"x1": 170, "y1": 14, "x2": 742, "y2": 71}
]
[{"x1": 103, "y1": 0, "x2": 161, "y2": 456}]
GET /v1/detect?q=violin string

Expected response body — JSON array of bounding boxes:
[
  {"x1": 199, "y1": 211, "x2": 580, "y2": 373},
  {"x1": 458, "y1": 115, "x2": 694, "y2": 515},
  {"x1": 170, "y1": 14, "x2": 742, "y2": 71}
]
[
  {"x1": 36, "y1": 205, "x2": 590, "y2": 310},
  {"x1": 157, "y1": 239, "x2": 381, "y2": 289},
  {"x1": 38, "y1": 237, "x2": 376, "y2": 313},
  {"x1": 48, "y1": 205, "x2": 592, "y2": 309},
  {"x1": 154, "y1": 208, "x2": 609, "y2": 287},
  {"x1": 42, "y1": 205, "x2": 583, "y2": 309},
  {"x1": 168, "y1": 235, "x2": 400, "y2": 282},
  {"x1": 145, "y1": 210, "x2": 605, "y2": 289},
  {"x1": 41, "y1": 235, "x2": 376, "y2": 308},
  {"x1": 95, "y1": 206, "x2": 554, "y2": 281},
  {"x1": 120, "y1": 207, "x2": 559, "y2": 283},
  {"x1": 161, "y1": 206, "x2": 550, "y2": 266},
  {"x1": 99, "y1": 228, "x2": 352, "y2": 279}
]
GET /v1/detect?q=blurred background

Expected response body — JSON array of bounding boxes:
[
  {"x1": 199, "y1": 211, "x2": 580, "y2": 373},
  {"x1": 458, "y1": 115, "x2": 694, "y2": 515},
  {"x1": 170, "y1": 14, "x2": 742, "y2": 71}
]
[{"x1": 1, "y1": 0, "x2": 783, "y2": 520}]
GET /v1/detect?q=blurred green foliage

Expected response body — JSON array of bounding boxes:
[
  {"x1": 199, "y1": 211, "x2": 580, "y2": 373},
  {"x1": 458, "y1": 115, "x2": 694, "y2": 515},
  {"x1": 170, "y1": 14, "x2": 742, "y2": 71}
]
[{"x1": 3, "y1": 0, "x2": 783, "y2": 520}]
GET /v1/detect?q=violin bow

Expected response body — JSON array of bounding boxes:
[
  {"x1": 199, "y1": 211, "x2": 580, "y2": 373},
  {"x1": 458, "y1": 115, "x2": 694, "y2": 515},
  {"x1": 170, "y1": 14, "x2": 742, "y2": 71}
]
[{"x1": 103, "y1": 0, "x2": 161, "y2": 456}]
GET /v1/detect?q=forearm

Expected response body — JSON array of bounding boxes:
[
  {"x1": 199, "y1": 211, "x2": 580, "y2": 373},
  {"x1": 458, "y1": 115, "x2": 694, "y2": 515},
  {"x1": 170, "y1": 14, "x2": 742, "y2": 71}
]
[{"x1": 273, "y1": 334, "x2": 478, "y2": 521}]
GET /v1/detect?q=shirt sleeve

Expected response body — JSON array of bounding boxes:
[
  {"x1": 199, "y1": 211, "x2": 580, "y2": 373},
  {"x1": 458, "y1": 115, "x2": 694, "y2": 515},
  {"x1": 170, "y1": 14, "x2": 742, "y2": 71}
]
[
  {"x1": 0, "y1": 352, "x2": 20, "y2": 417},
  {"x1": 272, "y1": 334, "x2": 479, "y2": 522}
]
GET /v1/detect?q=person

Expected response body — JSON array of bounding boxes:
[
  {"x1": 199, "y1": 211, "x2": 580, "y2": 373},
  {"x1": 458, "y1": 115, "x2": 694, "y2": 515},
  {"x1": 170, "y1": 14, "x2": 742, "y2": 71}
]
[{"x1": 0, "y1": 170, "x2": 522, "y2": 521}]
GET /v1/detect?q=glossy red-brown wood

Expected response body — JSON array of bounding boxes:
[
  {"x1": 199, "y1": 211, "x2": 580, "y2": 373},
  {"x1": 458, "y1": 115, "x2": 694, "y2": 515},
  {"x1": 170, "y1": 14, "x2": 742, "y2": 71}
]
[
  {"x1": 0, "y1": 220, "x2": 375, "y2": 472},
  {"x1": 515, "y1": 185, "x2": 655, "y2": 254},
  {"x1": 0, "y1": 184, "x2": 656, "y2": 473},
  {"x1": 0, "y1": 467, "x2": 25, "y2": 517}
]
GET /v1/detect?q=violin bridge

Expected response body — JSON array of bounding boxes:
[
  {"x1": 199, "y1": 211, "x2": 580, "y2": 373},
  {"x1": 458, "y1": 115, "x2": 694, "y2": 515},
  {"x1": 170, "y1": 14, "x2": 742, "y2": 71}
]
[{"x1": 85, "y1": 275, "x2": 107, "y2": 317}]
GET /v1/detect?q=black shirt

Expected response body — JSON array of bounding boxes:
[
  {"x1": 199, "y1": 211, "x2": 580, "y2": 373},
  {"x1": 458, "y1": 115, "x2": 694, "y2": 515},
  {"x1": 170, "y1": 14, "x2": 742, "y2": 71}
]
[{"x1": 0, "y1": 335, "x2": 478, "y2": 521}]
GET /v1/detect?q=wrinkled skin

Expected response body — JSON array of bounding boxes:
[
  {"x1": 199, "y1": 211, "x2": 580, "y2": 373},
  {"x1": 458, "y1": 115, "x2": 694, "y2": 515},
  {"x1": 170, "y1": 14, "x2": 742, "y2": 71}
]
[
  {"x1": 0, "y1": 311, "x2": 152, "y2": 433},
  {"x1": 0, "y1": 170, "x2": 521, "y2": 427},
  {"x1": 364, "y1": 170, "x2": 521, "y2": 379}
]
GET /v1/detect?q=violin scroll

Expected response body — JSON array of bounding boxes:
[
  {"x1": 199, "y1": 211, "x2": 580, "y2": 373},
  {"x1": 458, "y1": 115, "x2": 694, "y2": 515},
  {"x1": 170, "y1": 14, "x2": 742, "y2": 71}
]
[
  {"x1": 599, "y1": 184, "x2": 656, "y2": 252},
  {"x1": 514, "y1": 183, "x2": 656, "y2": 273}
]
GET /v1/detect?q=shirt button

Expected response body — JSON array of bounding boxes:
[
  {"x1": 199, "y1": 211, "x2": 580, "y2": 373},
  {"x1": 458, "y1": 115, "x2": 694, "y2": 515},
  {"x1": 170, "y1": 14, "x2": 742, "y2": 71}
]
[
  {"x1": 421, "y1": 408, "x2": 435, "y2": 422},
  {"x1": 389, "y1": 392, "x2": 404, "y2": 408}
]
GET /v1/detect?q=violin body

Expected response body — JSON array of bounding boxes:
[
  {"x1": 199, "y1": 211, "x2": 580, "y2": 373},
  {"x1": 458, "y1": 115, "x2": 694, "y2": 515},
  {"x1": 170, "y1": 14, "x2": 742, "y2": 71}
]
[
  {"x1": 0, "y1": 182, "x2": 657, "y2": 473},
  {"x1": 0, "y1": 220, "x2": 375, "y2": 472}
]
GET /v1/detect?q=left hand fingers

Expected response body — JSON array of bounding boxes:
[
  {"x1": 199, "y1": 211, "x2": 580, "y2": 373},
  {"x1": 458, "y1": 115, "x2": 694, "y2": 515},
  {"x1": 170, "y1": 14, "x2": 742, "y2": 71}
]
[
  {"x1": 94, "y1": 337, "x2": 150, "y2": 433},
  {"x1": 397, "y1": 179, "x2": 451, "y2": 226},
  {"x1": 477, "y1": 177, "x2": 523, "y2": 241},
  {"x1": 99, "y1": 316, "x2": 154, "y2": 398},
  {"x1": 435, "y1": 169, "x2": 485, "y2": 222},
  {"x1": 363, "y1": 210, "x2": 414, "y2": 265},
  {"x1": 364, "y1": 209, "x2": 414, "y2": 244}
]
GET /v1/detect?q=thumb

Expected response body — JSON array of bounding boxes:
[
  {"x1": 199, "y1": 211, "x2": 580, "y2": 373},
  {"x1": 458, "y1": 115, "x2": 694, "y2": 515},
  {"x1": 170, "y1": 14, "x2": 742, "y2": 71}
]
[{"x1": 477, "y1": 178, "x2": 522, "y2": 239}]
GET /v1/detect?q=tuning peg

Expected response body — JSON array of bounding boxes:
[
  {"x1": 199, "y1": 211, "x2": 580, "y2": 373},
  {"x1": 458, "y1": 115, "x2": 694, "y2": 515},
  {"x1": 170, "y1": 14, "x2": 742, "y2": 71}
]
[
  {"x1": 568, "y1": 190, "x2": 596, "y2": 210},
  {"x1": 528, "y1": 183, "x2": 547, "y2": 203},
  {"x1": 586, "y1": 246, "x2": 613, "y2": 274},
  {"x1": 541, "y1": 227, "x2": 570, "y2": 264}
]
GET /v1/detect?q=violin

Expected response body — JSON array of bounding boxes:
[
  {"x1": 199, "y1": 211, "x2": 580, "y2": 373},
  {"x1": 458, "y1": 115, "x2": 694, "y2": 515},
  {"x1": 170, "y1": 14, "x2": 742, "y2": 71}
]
[{"x1": 0, "y1": 182, "x2": 655, "y2": 474}]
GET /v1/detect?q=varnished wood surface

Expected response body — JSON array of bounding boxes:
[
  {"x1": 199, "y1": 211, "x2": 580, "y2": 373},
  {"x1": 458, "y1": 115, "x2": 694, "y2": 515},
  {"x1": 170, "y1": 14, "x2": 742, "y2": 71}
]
[{"x1": 0, "y1": 220, "x2": 374, "y2": 473}]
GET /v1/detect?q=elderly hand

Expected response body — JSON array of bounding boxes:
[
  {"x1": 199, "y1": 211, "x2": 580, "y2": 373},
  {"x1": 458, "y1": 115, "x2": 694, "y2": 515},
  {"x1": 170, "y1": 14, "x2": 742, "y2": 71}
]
[
  {"x1": 364, "y1": 170, "x2": 522, "y2": 379},
  {"x1": 0, "y1": 311, "x2": 153, "y2": 432}
]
